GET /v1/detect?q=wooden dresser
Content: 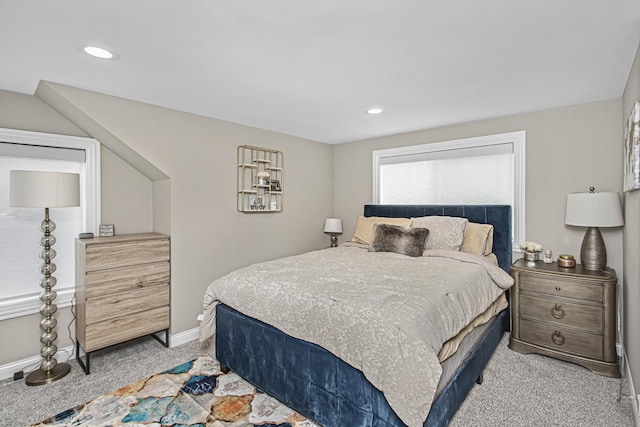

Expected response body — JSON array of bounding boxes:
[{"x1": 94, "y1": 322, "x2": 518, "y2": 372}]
[
  {"x1": 509, "y1": 259, "x2": 619, "y2": 377},
  {"x1": 75, "y1": 233, "x2": 171, "y2": 374}
]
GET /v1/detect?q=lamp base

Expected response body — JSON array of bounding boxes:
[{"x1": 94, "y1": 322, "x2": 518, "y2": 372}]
[
  {"x1": 580, "y1": 227, "x2": 606, "y2": 271},
  {"x1": 26, "y1": 362, "x2": 70, "y2": 386},
  {"x1": 330, "y1": 233, "x2": 338, "y2": 247}
]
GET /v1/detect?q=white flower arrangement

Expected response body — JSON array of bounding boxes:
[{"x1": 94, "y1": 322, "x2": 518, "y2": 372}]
[
  {"x1": 256, "y1": 171, "x2": 270, "y2": 178},
  {"x1": 520, "y1": 241, "x2": 543, "y2": 253}
]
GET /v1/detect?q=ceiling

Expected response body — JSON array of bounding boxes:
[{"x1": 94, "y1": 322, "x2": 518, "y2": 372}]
[{"x1": 2, "y1": 1, "x2": 640, "y2": 144}]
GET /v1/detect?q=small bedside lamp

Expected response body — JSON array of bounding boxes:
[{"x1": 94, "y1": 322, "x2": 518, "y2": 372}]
[
  {"x1": 565, "y1": 187, "x2": 624, "y2": 271},
  {"x1": 324, "y1": 218, "x2": 343, "y2": 247}
]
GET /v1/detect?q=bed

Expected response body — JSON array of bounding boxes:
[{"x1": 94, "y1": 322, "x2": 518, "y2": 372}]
[{"x1": 200, "y1": 204, "x2": 513, "y2": 427}]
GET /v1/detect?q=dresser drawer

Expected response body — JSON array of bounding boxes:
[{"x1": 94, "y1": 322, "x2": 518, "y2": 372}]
[
  {"x1": 85, "y1": 284, "x2": 169, "y2": 324},
  {"x1": 84, "y1": 306, "x2": 170, "y2": 352},
  {"x1": 519, "y1": 274, "x2": 603, "y2": 303},
  {"x1": 85, "y1": 262, "x2": 170, "y2": 297},
  {"x1": 85, "y1": 239, "x2": 170, "y2": 271},
  {"x1": 519, "y1": 294, "x2": 603, "y2": 333},
  {"x1": 520, "y1": 319, "x2": 603, "y2": 359}
]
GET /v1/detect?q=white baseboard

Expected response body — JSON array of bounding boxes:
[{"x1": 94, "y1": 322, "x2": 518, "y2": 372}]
[
  {"x1": 0, "y1": 346, "x2": 76, "y2": 382},
  {"x1": 623, "y1": 346, "x2": 640, "y2": 427},
  {"x1": 0, "y1": 328, "x2": 199, "y2": 382},
  {"x1": 168, "y1": 327, "x2": 199, "y2": 347}
]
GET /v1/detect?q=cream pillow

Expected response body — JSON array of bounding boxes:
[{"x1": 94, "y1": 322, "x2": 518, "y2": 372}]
[
  {"x1": 461, "y1": 222, "x2": 495, "y2": 256},
  {"x1": 410, "y1": 216, "x2": 468, "y2": 251},
  {"x1": 351, "y1": 216, "x2": 412, "y2": 245}
]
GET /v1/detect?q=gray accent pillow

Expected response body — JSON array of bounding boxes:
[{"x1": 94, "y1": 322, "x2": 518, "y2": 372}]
[
  {"x1": 410, "y1": 216, "x2": 468, "y2": 251},
  {"x1": 368, "y1": 223, "x2": 429, "y2": 257}
]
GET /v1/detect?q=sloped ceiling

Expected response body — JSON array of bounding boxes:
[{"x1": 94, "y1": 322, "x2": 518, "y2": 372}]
[{"x1": 1, "y1": 1, "x2": 639, "y2": 144}]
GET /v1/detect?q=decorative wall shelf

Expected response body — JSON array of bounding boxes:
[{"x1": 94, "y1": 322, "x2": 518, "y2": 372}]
[{"x1": 237, "y1": 145, "x2": 284, "y2": 213}]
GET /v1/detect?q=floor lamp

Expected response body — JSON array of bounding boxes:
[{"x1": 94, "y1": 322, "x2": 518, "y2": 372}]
[{"x1": 10, "y1": 170, "x2": 80, "y2": 386}]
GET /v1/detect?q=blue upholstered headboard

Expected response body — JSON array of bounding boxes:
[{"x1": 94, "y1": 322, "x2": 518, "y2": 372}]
[{"x1": 364, "y1": 204, "x2": 512, "y2": 272}]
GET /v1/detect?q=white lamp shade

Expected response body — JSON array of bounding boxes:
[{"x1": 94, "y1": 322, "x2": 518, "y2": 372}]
[
  {"x1": 565, "y1": 191, "x2": 624, "y2": 227},
  {"x1": 324, "y1": 218, "x2": 343, "y2": 233},
  {"x1": 10, "y1": 170, "x2": 80, "y2": 208}
]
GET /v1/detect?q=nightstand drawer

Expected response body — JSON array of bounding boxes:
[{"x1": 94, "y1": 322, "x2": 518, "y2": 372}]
[
  {"x1": 519, "y1": 294, "x2": 603, "y2": 333},
  {"x1": 85, "y1": 284, "x2": 169, "y2": 324},
  {"x1": 85, "y1": 239, "x2": 170, "y2": 271},
  {"x1": 519, "y1": 274, "x2": 603, "y2": 303},
  {"x1": 85, "y1": 262, "x2": 170, "y2": 297},
  {"x1": 520, "y1": 319, "x2": 603, "y2": 359}
]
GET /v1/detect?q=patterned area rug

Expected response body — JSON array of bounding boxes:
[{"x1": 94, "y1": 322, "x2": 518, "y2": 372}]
[{"x1": 31, "y1": 356, "x2": 319, "y2": 427}]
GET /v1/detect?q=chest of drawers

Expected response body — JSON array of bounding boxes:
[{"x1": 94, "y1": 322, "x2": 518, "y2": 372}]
[
  {"x1": 508, "y1": 259, "x2": 619, "y2": 377},
  {"x1": 75, "y1": 233, "x2": 171, "y2": 373}
]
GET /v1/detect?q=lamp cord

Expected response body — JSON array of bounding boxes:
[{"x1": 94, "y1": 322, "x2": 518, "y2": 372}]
[
  {"x1": 62, "y1": 293, "x2": 77, "y2": 363},
  {"x1": 14, "y1": 295, "x2": 77, "y2": 378}
]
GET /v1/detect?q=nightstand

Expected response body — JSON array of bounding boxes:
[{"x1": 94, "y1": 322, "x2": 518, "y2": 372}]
[{"x1": 508, "y1": 259, "x2": 619, "y2": 378}]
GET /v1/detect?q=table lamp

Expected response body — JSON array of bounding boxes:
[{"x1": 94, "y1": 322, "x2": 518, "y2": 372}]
[
  {"x1": 324, "y1": 218, "x2": 343, "y2": 247},
  {"x1": 564, "y1": 187, "x2": 623, "y2": 271},
  {"x1": 10, "y1": 170, "x2": 80, "y2": 385}
]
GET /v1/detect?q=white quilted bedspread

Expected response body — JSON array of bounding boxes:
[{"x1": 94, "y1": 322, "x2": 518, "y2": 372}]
[{"x1": 200, "y1": 245, "x2": 513, "y2": 427}]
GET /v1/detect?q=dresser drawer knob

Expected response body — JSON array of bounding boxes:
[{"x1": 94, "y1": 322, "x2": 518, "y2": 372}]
[
  {"x1": 551, "y1": 331, "x2": 565, "y2": 345},
  {"x1": 551, "y1": 304, "x2": 565, "y2": 319}
]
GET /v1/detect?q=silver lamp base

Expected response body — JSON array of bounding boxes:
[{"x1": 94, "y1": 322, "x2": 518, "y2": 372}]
[
  {"x1": 26, "y1": 362, "x2": 71, "y2": 386},
  {"x1": 27, "y1": 207, "x2": 71, "y2": 386},
  {"x1": 580, "y1": 226, "x2": 607, "y2": 270}
]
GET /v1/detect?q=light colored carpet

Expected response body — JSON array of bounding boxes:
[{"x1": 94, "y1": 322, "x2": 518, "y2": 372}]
[
  {"x1": 449, "y1": 335, "x2": 635, "y2": 427},
  {"x1": 0, "y1": 333, "x2": 635, "y2": 426}
]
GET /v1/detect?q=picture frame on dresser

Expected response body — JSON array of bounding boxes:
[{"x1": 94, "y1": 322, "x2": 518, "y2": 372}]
[
  {"x1": 98, "y1": 223, "x2": 115, "y2": 237},
  {"x1": 508, "y1": 259, "x2": 619, "y2": 378}
]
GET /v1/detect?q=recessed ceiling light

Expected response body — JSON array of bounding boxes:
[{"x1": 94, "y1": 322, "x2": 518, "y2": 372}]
[
  {"x1": 80, "y1": 45, "x2": 119, "y2": 60},
  {"x1": 365, "y1": 107, "x2": 383, "y2": 115}
]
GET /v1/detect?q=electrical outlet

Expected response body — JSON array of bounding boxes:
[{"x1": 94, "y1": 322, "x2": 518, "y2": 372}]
[{"x1": 197, "y1": 314, "x2": 204, "y2": 321}]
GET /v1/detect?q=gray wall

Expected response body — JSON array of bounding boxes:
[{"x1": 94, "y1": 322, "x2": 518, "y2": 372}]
[
  {"x1": 622, "y1": 41, "x2": 640, "y2": 404},
  {"x1": 334, "y1": 99, "x2": 623, "y2": 272},
  {"x1": 0, "y1": 87, "x2": 334, "y2": 366},
  {"x1": 333, "y1": 98, "x2": 630, "y2": 376},
  {"x1": 0, "y1": 90, "x2": 153, "y2": 365},
  {"x1": 0, "y1": 89, "x2": 88, "y2": 137},
  {"x1": 34, "y1": 83, "x2": 335, "y2": 338}
]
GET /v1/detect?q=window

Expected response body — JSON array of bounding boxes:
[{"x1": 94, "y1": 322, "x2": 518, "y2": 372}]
[
  {"x1": 0, "y1": 128, "x2": 100, "y2": 320},
  {"x1": 373, "y1": 131, "x2": 525, "y2": 251}
]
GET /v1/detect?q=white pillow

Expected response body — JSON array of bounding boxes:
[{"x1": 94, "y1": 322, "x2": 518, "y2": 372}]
[{"x1": 410, "y1": 216, "x2": 468, "y2": 251}]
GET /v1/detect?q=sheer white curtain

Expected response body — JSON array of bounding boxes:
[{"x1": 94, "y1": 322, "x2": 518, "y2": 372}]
[
  {"x1": 0, "y1": 156, "x2": 83, "y2": 300},
  {"x1": 373, "y1": 131, "x2": 525, "y2": 251},
  {"x1": 0, "y1": 129, "x2": 100, "y2": 320},
  {"x1": 380, "y1": 153, "x2": 513, "y2": 205}
]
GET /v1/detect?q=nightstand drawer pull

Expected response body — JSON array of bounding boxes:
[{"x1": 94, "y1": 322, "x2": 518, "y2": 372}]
[
  {"x1": 551, "y1": 331, "x2": 565, "y2": 346},
  {"x1": 555, "y1": 286, "x2": 561, "y2": 292},
  {"x1": 551, "y1": 304, "x2": 565, "y2": 319}
]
